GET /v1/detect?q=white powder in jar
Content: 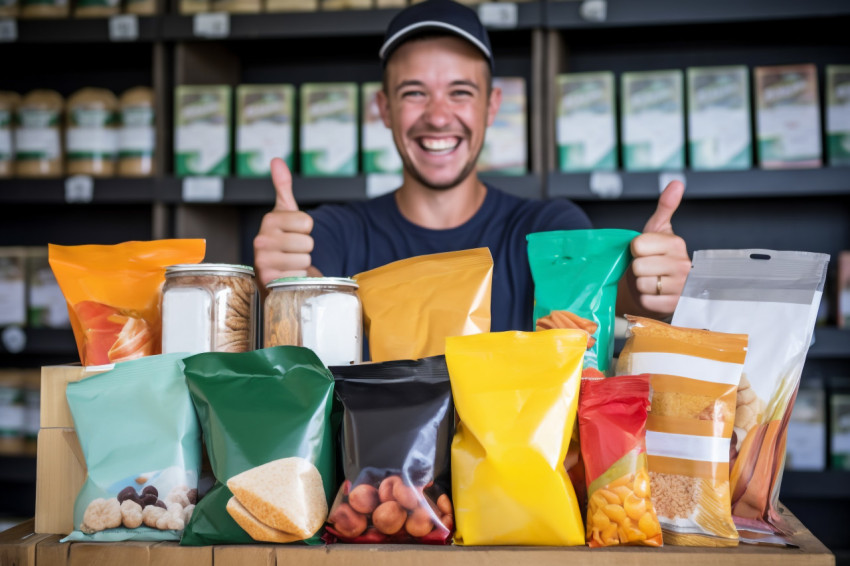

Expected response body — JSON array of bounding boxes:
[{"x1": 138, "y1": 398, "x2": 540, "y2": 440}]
[{"x1": 300, "y1": 292, "x2": 361, "y2": 366}]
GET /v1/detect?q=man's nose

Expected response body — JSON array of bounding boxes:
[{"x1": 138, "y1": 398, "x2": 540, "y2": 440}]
[{"x1": 423, "y1": 94, "x2": 451, "y2": 128}]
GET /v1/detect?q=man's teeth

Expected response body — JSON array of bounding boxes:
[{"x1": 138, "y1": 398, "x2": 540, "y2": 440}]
[{"x1": 421, "y1": 138, "x2": 459, "y2": 152}]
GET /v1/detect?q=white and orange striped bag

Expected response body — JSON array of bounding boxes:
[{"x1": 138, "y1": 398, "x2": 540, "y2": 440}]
[{"x1": 616, "y1": 316, "x2": 748, "y2": 547}]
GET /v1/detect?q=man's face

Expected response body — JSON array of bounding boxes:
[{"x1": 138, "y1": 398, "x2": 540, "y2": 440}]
[{"x1": 378, "y1": 36, "x2": 501, "y2": 191}]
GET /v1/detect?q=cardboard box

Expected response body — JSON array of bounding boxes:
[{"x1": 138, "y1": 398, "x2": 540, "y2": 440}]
[
  {"x1": 174, "y1": 85, "x2": 232, "y2": 177},
  {"x1": 35, "y1": 427, "x2": 86, "y2": 535},
  {"x1": 827, "y1": 65, "x2": 850, "y2": 166},
  {"x1": 839, "y1": 251, "x2": 850, "y2": 329},
  {"x1": 0, "y1": 246, "x2": 27, "y2": 327},
  {"x1": 556, "y1": 72, "x2": 617, "y2": 172},
  {"x1": 479, "y1": 77, "x2": 527, "y2": 175},
  {"x1": 621, "y1": 70, "x2": 684, "y2": 171},
  {"x1": 300, "y1": 83, "x2": 358, "y2": 176},
  {"x1": 40, "y1": 365, "x2": 108, "y2": 429},
  {"x1": 755, "y1": 64, "x2": 822, "y2": 169},
  {"x1": 360, "y1": 82, "x2": 402, "y2": 174},
  {"x1": 236, "y1": 84, "x2": 295, "y2": 177},
  {"x1": 786, "y1": 384, "x2": 826, "y2": 471}
]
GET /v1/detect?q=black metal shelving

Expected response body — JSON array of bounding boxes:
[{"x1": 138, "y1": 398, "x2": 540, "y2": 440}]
[
  {"x1": 11, "y1": 17, "x2": 159, "y2": 43},
  {"x1": 0, "y1": 178, "x2": 159, "y2": 205}
]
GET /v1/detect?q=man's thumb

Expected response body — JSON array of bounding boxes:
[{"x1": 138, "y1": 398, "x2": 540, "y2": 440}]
[
  {"x1": 643, "y1": 180, "x2": 684, "y2": 234},
  {"x1": 271, "y1": 157, "x2": 298, "y2": 212}
]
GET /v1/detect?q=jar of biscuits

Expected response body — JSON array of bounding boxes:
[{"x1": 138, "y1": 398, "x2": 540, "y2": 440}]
[
  {"x1": 162, "y1": 264, "x2": 258, "y2": 355},
  {"x1": 264, "y1": 277, "x2": 361, "y2": 367}
]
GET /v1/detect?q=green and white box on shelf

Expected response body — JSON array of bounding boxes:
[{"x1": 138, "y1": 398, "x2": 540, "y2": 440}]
[
  {"x1": 174, "y1": 85, "x2": 231, "y2": 177},
  {"x1": 479, "y1": 77, "x2": 527, "y2": 175},
  {"x1": 827, "y1": 65, "x2": 850, "y2": 166},
  {"x1": 786, "y1": 385, "x2": 826, "y2": 471},
  {"x1": 361, "y1": 82, "x2": 401, "y2": 174},
  {"x1": 300, "y1": 83, "x2": 357, "y2": 176},
  {"x1": 556, "y1": 72, "x2": 616, "y2": 172},
  {"x1": 621, "y1": 70, "x2": 684, "y2": 171},
  {"x1": 755, "y1": 64, "x2": 822, "y2": 169},
  {"x1": 687, "y1": 66, "x2": 752, "y2": 170},
  {"x1": 832, "y1": 393, "x2": 850, "y2": 470},
  {"x1": 236, "y1": 85, "x2": 295, "y2": 177}
]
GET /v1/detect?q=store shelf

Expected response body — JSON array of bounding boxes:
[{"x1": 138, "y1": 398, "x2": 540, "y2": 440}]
[
  {"x1": 545, "y1": 0, "x2": 850, "y2": 29},
  {"x1": 781, "y1": 470, "x2": 850, "y2": 499},
  {"x1": 0, "y1": 178, "x2": 159, "y2": 205},
  {"x1": 0, "y1": 456, "x2": 36, "y2": 484},
  {"x1": 547, "y1": 168, "x2": 850, "y2": 201},
  {"x1": 0, "y1": 328, "x2": 75, "y2": 357},
  {"x1": 10, "y1": 17, "x2": 159, "y2": 43}
]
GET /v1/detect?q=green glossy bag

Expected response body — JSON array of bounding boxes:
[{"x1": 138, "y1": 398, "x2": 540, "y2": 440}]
[{"x1": 180, "y1": 346, "x2": 337, "y2": 546}]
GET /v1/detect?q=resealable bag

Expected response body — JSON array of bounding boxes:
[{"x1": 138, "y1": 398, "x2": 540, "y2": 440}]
[
  {"x1": 324, "y1": 356, "x2": 454, "y2": 544},
  {"x1": 49, "y1": 240, "x2": 206, "y2": 366},
  {"x1": 353, "y1": 248, "x2": 492, "y2": 362},
  {"x1": 446, "y1": 330, "x2": 586, "y2": 546},
  {"x1": 180, "y1": 346, "x2": 337, "y2": 546},
  {"x1": 671, "y1": 249, "x2": 829, "y2": 542},
  {"x1": 63, "y1": 353, "x2": 201, "y2": 542}
]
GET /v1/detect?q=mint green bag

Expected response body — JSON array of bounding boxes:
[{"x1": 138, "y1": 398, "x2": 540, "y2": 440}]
[
  {"x1": 527, "y1": 229, "x2": 637, "y2": 375},
  {"x1": 63, "y1": 353, "x2": 201, "y2": 542}
]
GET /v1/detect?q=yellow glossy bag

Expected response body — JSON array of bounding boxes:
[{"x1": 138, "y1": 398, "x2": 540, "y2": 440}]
[{"x1": 445, "y1": 330, "x2": 586, "y2": 546}]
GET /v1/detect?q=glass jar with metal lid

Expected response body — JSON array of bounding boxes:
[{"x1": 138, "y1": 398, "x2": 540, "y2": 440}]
[
  {"x1": 264, "y1": 277, "x2": 362, "y2": 367},
  {"x1": 162, "y1": 264, "x2": 258, "y2": 354}
]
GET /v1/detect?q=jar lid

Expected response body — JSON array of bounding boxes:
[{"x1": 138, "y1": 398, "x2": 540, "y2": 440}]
[
  {"x1": 267, "y1": 276, "x2": 358, "y2": 289},
  {"x1": 165, "y1": 263, "x2": 255, "y2": 276}
]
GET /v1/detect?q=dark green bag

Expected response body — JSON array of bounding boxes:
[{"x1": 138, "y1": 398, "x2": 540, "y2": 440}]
[{"x1": 179, "y1": 346, "x2": 337, "y2": 546}]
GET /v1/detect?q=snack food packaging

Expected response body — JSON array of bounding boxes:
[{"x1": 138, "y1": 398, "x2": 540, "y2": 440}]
[
  {"x1": 556, "y1": 72, "x2": 617, "y2": 172},
  {"x1": 180, "y1": 346, "x2": 336, "y2": 546},
  {"x1": 527, "y1": 228, "x2": 637, "y2": 375},
  {"x1": 174, "y1": 86, "x2": 231, "y2": 177},
  {"x1": 354, "y1": 248, "x2": 492, "y2": 363},
  {"x1": 118, "y1": 87, "x2": 156, "y2": 177},
  {"x1": 236, "y1": 84, "x2": 295, "y2": 177},
  {"x1": 478, "y1": 77, "x2": 527, "y2": 175},
  {"x1": 826, "y1": 65, "x2": 850, "y2": 166},
  {"x1": 62, "y1": 353, "x2": 202, "y2": 542},
  {"x1": 15, "y1": 89, "x2": 64, "y2": 178},
  {"x1": 671, "y1": 249, "x2": 829, "y2": 541},
  {"x1": 48, "y1": 240, "x2": 206, "y2": 367},
  {"x1": 621, "y1": 70, "x2": 685, "y2": 171},
  {"x1": 300, "y1": 83, "x2": 357, "y2": 176},
  {"x1": 324, "y1": 356, "x2": 453, "y2": 544},
  {"x1": 66, "y1": 88, "x2": 119, "y2": 177},
  {"x1": 617, "y1": 316, "x2": 748, "y2": 546},
  {"x1": 445, "y1": 330, "x2": 586, "y2": 546},
  {"x1": 361, "y1": 82, "x2": 402, "y2": 174},
  {"x1": 578, "y1": 374, "x2": 662, "y2": 547}
]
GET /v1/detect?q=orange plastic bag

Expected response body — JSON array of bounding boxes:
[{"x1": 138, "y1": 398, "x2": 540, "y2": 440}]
[{"x1": 49, "y1": 240, "x2": 205, "y2": 366}]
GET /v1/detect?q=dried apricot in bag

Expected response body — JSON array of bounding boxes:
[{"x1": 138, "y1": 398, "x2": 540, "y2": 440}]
[
  {"x1": 579, "y1": 375, "x2": 662, "y2": 548},
  {"x1": 49, "y1": 240, "x2": 205, "y2": 366},
  {"x1": 616, "y1": 316, "x2": 748, "y2": 547},
  {"x1": 446, "y1": 330, "x2": 586, "y2": 546}
]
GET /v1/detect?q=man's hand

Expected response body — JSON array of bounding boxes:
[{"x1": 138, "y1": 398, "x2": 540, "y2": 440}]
[
  {"x1": 620, "y1": 180, "x2": 691, "y2": 318},
  {"x1": 253, "y1": 158, "x2": 319, "y2": 286}
]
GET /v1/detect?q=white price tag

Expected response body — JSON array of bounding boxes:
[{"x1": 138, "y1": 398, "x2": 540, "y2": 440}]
[
  {"x1": 65, "y1": 175, "x2": 94, "y2": 203},
  {"x1": 477, "y1": 2, "x2": 518, "y2": 29},
  {"x1": 0, "y1": 18, "x2": 17, "y2": 42},
  {"x1": 182, "y1": 176, "x2": 224, "y2": 202},
  {"x1": 109, "y1": 14, "x2": 139, "y2": 42},
  {"x1": 1, "y1": 326, "x2": 26, "y2": 354},
  {"x1": 659, "y1": 171, "x2": 686, "y2": 194},
  {"x1": 589, "y1": 171, "x2": 622, "y2": 199},
  {"x1": 365, "y1": 173, "x2": 402, "y2": 199},
  {"x1": 193, "y1": 13, "x2": 230, "y2": 38},
  {"x1": 579, "y1": 0, "x2": 607, "y2": 22}
]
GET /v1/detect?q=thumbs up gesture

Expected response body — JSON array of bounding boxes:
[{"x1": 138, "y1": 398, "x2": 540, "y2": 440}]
[
  {"x1": 253, "y1": 158, "x2": 320, "y2": 285},
  {"x1": 625, "y1": 180, "x2": 691, "y2": 316}
]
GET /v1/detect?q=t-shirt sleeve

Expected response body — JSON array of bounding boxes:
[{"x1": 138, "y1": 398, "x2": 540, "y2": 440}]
[
  {"x1": 530, "y1": 198, "x2": 593, "y2": 232},
  {"x1": 307, "y1": 204, "x2": 364, "y2": 277}
]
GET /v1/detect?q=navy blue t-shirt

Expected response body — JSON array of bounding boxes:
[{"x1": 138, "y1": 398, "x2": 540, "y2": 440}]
[{"x1": 309, "y1": 185, "x2": 592, "y2": 332}]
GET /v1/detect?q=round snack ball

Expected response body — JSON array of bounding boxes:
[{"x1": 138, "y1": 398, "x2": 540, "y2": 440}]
[
  {"x1": 81, "y1": 498, "x2": 122, "y2": 534},
  {"x1": 141, "y1": 486, "x2": 158, "y2": 498},
  {"x1": 141, "y1": 493, "x2": 158, "y2": 507},
  {"x1": 117, "y1": 486, "x2": 141, "y2": 505},
  {"x1": 121, "y1": 499, "x2": 143, "y2": 529}
]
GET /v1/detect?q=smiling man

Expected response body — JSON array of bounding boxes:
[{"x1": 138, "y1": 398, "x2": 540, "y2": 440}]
[{"x1": 253, "y1": 0, "x2": 691, "y2": 332}]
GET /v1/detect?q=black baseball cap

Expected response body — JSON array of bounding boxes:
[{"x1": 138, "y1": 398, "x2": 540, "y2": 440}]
[{"x1": 379, "y1": 0, "x2": 494, "y2": 71}]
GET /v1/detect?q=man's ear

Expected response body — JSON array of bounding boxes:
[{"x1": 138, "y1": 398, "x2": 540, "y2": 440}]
[
  {"x1": 376, "y1": 88, "x2": 392, "y2": 129},
  {"x1": 486, "y1": 84, "x2": 502, "y2": 127}
]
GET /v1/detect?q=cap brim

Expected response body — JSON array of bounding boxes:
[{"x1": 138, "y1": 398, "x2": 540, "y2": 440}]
[{"x1": 379, "y1": 21, "x2": 492, "y2": 65}]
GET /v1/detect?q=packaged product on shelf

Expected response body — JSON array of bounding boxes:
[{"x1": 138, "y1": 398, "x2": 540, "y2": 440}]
[
  {"x1": 687, "y1": 66, "x2": 752, "y2": 170},
  {"x1": 0, "y1": 371, "x2": 25, "y2": 455},
  {"x1": 320, "y1": 0, "x2": 370, "y2": 9},
  {"x1": 616, "y1": 316, "x2": 748, "y2": 547},
  {"x1": 354, "y1": 248, "x2": 493, "y2": 362},
  {"x1": 118, "y1": 87, "x2": 156, "y2": 178},
  {"x1": 478, "y1": 77, "x2": 526, "y2": 175},
  {"x1": 174, "y1": 85, "x2": 231, "y2": 177},
  {"x1": 375, "y1": 0, "x2": 404, "y2": 6},
  {"x1": 832, "y1": 388, "x2": 850, "y2": 471},
  {"x1": 124, "y1": 0, "x2": 155, "y2": 14},
  {"x1": 0, "y1": 0, "x2": 18, "y2": 17},
  {"x1": 73, "y1": 0, "x2": 119, "y2": 17},
  {"x1": 621, "y1": 70, "x2": 685, "y2": 171},
  {"x1": 62, "y1": 354, "x2": 202, "y2": 542},
  {"x1": 0, "y1": 247, "x2": 27, "y2": 328},
  {"x1": 839, "y1": 251, "x2": 850, "y2": 329},
  {"x1": 211, "y1": 0, "x2": 260, "y2": 12},
  {"x1": 324, "y1": 356, "x2": 454, "y2": 544},
  {"x1": 179, "y1": 0, "x2": 209, "y2": 13},
  {"x1": 578, "y1": 374, "x2": 662, "y2": 547},
  {"x1": 785, "y1": 383, "x2": 826, "y2": 471},
  {"x1": 264, "y1": 277, "x2": 361, "y2": 367},
  {"x1": 19, "y1": 0, "x2": 68, "y2": 18},
  {"x1": 15, "y1": 89, "x2": 64, "y2": 178},
  {"x1": 445, "y1": 330, "x2": 586, "y2": 546},
  {"x1": 27, "y1": 247, "x2": 70, "y2": 329},
  {"x1": 180, "y1": 347, "x2": 336, "y2": 545},
  {"x1": 161, "y1": 264, "x2": 258, "y2": 355},
  {"x1": 236, "y1": 84, "x2": 295, "y2": 177},
  {"x1": 755, "y1": 64, "x2": 822, "y2": 169},
  {"x1": 265, "y1": 0, "x2": 316, "y2": 11},
  {"x1": 48, "y1": 239, "x2": 206, "y2": 367},
  {"x1": 671, "y1": 249, "x2": 830, "y2": 542},
  {"x1": 556, "y1": 72, "x2": 617, "y2": 172},
  {"x1": 361, "y1": 82, "x2": 402, "y2": 174},
  {"x1": 826, "y1": 65, "x2": 850, "y2": 166},
  {"x1": 300, "y1": 83, "x2": 357, "y2": 176},
  {"x1": 0, "y1": 91, "x2": 19, "y2": 178},
  {"x1": 527, "y1": 229, "x2": 637, "y2": 375},
  {"x1": 66, "y1": 88, "x2": 119, "y2": 177}
]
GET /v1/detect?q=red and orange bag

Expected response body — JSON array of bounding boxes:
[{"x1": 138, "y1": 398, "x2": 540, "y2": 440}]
[{"x1": 49, "y1": 240, "x2": 205, "y2": 366}]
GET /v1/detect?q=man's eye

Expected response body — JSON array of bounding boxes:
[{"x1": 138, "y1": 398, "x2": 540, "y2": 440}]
[
  {"x1": 451, "y1": 90, "x2": 474, "y2": 98},
  {"x1": 401, "y1": 90, "x2": 425, "y2": 99}
]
